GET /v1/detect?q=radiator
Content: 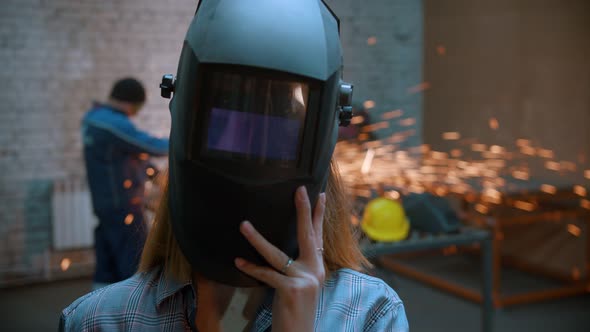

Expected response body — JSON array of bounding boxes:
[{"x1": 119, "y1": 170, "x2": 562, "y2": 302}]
[{"x1": 52, "y1": 178, "x2": 98, "y2": 250}]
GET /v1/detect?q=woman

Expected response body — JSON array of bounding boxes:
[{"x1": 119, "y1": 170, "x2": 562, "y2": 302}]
[
  {"x1": 61, "y1": 0, "x2": 409, "y2": 330},
  {"x1": 60, "y1": 162, "x2": 408, "y2": 331}
]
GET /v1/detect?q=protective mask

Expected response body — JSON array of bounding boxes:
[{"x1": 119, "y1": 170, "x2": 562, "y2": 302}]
[{"x1": 162, "y1": 0, "x2": 353, "y2": 286}]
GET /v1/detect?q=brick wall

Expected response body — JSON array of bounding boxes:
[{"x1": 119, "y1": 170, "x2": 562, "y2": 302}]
[
  {"x1": 0, "y1": 0, "x2": 198, "y2": 285},
  {"x1": 0, "y1": 0, "x2": 422, "y2": 285}
]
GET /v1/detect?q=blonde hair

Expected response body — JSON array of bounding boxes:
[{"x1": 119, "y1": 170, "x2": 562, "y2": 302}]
[{"x1": 138, "y1": 160, "x2": 371, "y2": 281}]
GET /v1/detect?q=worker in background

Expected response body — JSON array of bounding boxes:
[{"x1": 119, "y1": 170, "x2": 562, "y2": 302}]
[{"x1": 81, "y1": 77, "x2": 169, "y2": 290}]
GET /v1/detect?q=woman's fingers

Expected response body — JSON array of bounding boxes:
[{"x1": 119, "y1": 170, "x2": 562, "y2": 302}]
[
  {"x1": 234, "y1": 257, "x2": 289, "y2": 288},
  {"x1": 237, "y1": 187, "x2": 326, "y2": 283},
  {"x1": 312, "y1": 192, "x2": 326, "y2": 249},
  {"x1": 236, "y1": 187, "x2": 326, "y2": 332},
  {"x1": 239, "y1": 220, "x2": 289, "y2": 273},
  {"x1": 295, "y1": 186, "x2": 316, "y2": 260}
]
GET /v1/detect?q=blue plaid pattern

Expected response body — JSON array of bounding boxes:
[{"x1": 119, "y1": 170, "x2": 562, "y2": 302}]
[{"x1": 60, "y1": 268, "x2": 408, "y2": 331}]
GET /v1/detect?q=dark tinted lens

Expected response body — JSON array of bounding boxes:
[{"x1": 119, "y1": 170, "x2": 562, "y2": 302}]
[
  {"x1": 207, "y1": 108, "x2": 302, "y2": 160},
  {"x1": 204, "y1": 72, "x2": 309, "y2": 164}
]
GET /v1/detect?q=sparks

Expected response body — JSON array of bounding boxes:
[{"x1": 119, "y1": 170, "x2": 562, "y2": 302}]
[
  {"x1": 514, "y1": 200, "x2": 535, "y2": 211},
  {"x1": 399, "y1": 118, "x2": 416, "y2": 127},
  {"x1": 545, "y1": 161, "x2": 561, "y2": 171},
  {"x1": 567, "y1": 224, "x2": 581, "y2": 237},
  {"x1": 361, "y1": 149, "x2": 375, "y2": 174},
  {"x1": 489, "y1": 118, "x2": 499, "y2": 130},
  {"x1": 382, "y1": 109, "x2": 403, "y2": 120},
  {"x1": 471, "y1": 144, "x2": 487, "y2": 152},
  {"x1": 574, "y1": 186, "x2": 587, "y2": 197},
  {"x1": 406, "y1": 82, "x2": 431, "y2": 94},
  {"x1": 541, "y1": 184, "x2": 557, "y2": 194},
  {"x1": 475, "y1": 204, "x2": 489, "y2": 214},
  {"x1": 124, "y1": 214, "x2": 134, "y2": 225},
  {"x1": 363, "y1": 100, "x2": 375, "y2": 109},
  {"x1": 538, "y1": 149, "x2": 554, "y2": 159},
  {"x1": 60, "y1": 258, "x2": 71, "y2": 271},
  {"x1": 442, "y1": 132, "x2": 461, "y2": 140}
]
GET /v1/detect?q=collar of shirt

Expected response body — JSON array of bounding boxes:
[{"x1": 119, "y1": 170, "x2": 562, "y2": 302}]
[
  {"x1": 92, "y1": 101, "x2": 127, "y2": 116},
  {"x1": 154, "y1": 269, "x2": 198, "y2": 330},
  {"x1": 154, "y1": 268, "x2": 274, "y2": 332},
  {"x1": 155, "y1": 268, "x2": 193, "y2": 308}
]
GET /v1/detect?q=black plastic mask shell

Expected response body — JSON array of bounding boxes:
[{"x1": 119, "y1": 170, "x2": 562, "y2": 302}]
[{"x1": 168, "y1": 0, "x2": 343, "y2": 286}]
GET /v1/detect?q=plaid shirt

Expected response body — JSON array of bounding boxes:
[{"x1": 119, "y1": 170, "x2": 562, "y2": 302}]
[{"x1": 60, "y1": 267, "x2": 408, "y2": 331}]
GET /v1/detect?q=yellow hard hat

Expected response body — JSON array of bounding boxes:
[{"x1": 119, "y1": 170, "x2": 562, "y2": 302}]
[{"x1": 361, "y1": 197, "x2": 410, "y2": 242}]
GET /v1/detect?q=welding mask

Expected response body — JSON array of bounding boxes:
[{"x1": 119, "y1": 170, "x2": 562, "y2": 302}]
[{"x1": 161, "y1": 0, "x2": 353, "y2": 286}]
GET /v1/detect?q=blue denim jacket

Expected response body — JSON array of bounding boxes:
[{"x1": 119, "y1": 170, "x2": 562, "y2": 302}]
[{"x1": 82, "y1": 103, "x2": 169, "y2": 214}]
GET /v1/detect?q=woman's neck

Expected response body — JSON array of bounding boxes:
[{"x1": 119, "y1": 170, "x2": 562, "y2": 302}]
[{"x1": 193, "y1": 274, "x2": 236, "y2": 332}]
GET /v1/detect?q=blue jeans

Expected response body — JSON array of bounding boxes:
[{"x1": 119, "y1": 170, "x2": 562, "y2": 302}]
[{"x1": 93, "y1": 208, "x2": 147, "y2": 284}]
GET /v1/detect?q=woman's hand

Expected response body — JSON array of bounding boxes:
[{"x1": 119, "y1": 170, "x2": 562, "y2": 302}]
[{"x1": 235, "y1": 186, "x2": 326, "y2": 332}]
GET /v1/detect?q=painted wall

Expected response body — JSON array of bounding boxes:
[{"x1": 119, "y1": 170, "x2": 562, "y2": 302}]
[{"x1": 423, "y1": 0, "x2": 590, "y2": 189}]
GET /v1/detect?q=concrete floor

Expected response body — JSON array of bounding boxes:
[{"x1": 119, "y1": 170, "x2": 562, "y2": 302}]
[
  {"x1": 1, "y1": 262, "x2": 589, "y2": 332},
  {"x1": 374, "y1": 268, "x2": 590, "y2": 332}
]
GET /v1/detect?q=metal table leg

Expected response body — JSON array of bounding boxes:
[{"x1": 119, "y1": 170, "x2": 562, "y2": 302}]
[{"x1": 481, "y1": 235, "x2": 494, "y2": 332}]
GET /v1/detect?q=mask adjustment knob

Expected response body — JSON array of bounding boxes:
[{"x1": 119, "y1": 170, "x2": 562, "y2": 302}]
[
  {"x1": 338, "y1": 81, "x2": 354, "y2": 127},
  {"x1": 160, "y1": 74, "x2": 175, "y2": 99}
]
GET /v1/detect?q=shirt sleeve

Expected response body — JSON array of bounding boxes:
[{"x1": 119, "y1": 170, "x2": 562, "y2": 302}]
[
  {"x1": 58, "y1": 312, "x2": 72, "y2": 332},
  {"x1": 58, "y1": 313, "x2": 65, "y2": 332},
  {"x1": 58, "y1": 292, "x2": 92, "y2": 332},
  {"x1": 109, "y1": 121, "x2": 169, "y2": 156},
  {"x1": 367, "y1": 301, "x2": 409, "y2": 332},
  {"x1": 85, "y1": 116, "x2": 169, "y2": 156}
]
